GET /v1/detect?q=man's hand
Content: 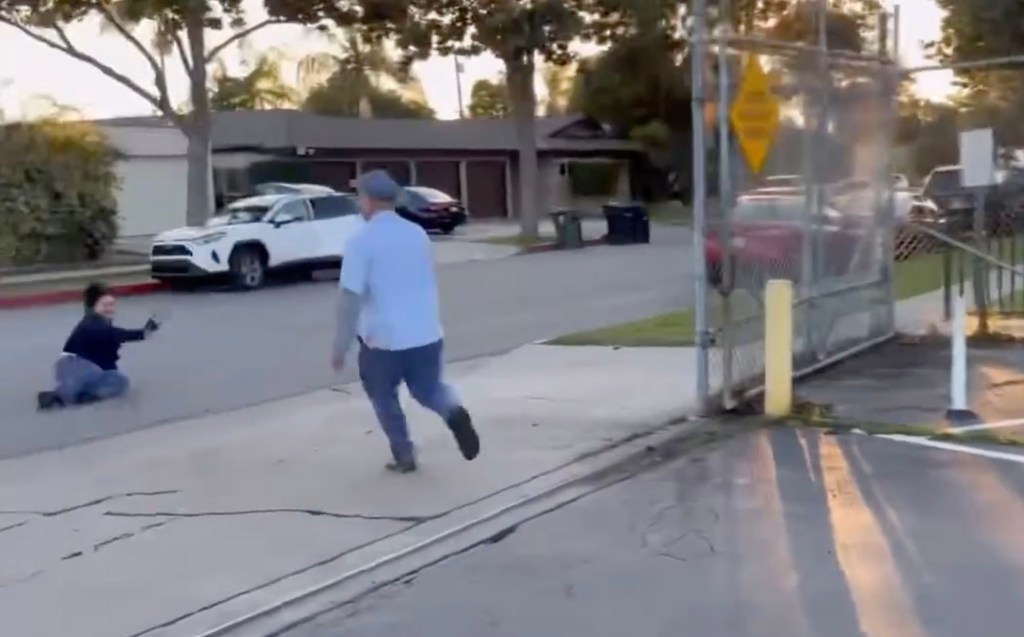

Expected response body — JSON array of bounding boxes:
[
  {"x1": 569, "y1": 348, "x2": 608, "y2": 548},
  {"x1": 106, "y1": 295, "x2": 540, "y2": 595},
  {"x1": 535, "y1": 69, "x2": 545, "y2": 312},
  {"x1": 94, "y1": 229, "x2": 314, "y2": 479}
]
[{"x1": 144, "y1": 318, "x2": 160, "y2": 334}]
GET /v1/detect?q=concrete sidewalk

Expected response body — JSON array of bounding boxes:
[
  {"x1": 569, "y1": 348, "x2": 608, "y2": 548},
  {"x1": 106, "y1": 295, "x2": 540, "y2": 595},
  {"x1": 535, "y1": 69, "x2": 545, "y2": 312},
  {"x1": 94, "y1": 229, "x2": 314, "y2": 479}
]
[{"x1": 0, "y1": 345, "x2": 698, "y2": 637}]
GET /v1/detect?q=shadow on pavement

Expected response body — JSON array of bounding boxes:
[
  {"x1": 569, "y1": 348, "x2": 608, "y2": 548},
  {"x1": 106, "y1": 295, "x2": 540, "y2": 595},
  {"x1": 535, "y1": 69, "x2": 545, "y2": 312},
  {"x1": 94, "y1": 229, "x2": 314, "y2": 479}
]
[{"x1": 285, "y1": 426, "x2": 1024, "y2": 637}]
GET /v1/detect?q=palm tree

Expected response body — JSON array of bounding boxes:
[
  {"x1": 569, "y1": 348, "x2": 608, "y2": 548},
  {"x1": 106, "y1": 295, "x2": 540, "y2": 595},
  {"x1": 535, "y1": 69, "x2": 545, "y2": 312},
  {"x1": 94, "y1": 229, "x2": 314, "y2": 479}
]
[
  {"x1": 297, "y1": 31, "x2": 430, "y2": 118},
  {"x1": 209, "y1": 52, "x2": 298, "y2": 111}
]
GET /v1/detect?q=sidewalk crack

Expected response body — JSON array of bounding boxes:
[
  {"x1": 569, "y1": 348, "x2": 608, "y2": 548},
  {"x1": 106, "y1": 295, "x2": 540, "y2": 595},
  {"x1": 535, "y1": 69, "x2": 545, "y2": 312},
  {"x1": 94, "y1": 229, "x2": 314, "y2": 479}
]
[
  {"x1": 0, "y1": 490, "x2": 179, "y2": 518},
  {"x1": 103, "y1": 508, "x2": 430, "y2": 524},
  {"x1": 0, "y1": 520, "x2": 28, "y2": 534}
]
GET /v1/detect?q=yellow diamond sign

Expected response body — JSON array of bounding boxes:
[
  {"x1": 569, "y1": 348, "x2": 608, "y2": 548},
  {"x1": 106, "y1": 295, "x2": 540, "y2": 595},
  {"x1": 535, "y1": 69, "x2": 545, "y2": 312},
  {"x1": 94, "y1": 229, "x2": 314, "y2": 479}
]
[{"x1": 729, "y1": 56, "x2": 780, "y2": 175}]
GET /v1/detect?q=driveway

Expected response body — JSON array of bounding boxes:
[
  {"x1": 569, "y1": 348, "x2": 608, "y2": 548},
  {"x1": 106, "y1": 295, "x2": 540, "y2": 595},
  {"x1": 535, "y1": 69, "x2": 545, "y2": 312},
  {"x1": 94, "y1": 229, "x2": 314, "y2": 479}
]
[
  {"x1": 0, "y1": 226, "x2": 694, "y2": 459},
  {"x1": 285, "y1": 426, "x2": 1024, "y2": 637}
]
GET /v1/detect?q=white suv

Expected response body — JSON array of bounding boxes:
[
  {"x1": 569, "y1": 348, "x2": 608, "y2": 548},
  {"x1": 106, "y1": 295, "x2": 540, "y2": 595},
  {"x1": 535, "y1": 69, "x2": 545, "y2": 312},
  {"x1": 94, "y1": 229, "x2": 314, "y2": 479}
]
[{"x1": 150, "y1": 193, "x2": 363, "y2": 289}]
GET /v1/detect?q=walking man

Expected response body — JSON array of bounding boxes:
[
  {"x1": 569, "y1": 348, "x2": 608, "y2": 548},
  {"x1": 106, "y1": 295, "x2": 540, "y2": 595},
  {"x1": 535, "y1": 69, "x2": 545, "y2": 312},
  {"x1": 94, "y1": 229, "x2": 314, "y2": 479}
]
[{"x1": 332, "y1": 170, "x2": 479, "y2": 473}]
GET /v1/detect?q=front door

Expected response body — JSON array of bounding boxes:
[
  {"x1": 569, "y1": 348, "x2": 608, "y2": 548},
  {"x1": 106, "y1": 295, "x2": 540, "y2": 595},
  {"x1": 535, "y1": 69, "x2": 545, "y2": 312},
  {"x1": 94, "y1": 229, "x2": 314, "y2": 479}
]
[{"x1": 266, "y1": 198, "x2": 319, "y2": 266}]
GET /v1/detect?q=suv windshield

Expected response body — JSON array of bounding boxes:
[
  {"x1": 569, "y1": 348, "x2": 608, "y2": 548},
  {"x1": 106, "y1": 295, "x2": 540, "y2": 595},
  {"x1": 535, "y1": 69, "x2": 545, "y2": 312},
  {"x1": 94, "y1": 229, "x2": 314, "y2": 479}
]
[
  {"x1": 205, "y1": 205, "x2": 270, "y2": 227},
  {"x1": 924, "y1": 169, "x2": 962, "y2": 196}
]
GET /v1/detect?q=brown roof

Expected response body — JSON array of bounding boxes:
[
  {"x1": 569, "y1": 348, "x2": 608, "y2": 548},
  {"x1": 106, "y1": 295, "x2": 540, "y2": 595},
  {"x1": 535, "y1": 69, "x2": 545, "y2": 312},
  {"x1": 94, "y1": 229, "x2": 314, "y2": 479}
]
[{"x1": 95, "y1": 110, "x2": 638, "y2": 153}]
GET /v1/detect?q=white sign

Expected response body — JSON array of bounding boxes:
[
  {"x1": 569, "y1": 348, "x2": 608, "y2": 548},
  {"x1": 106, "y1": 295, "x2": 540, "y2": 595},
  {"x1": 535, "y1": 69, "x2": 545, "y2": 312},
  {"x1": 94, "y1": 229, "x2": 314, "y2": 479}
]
[{"x1": 959, "y1": 128, "x2": 995, "y2": 187}]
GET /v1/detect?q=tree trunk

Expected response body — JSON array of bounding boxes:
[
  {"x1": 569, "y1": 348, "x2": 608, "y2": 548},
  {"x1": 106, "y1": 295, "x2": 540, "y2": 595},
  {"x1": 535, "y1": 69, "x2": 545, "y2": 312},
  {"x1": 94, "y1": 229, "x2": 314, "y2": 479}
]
[
  {"x1": 505, "y1": 56, "x2": 540, "y2": 239},
  {"x1": 184, "y1": 7, "x2": 214, "y2": 227}
]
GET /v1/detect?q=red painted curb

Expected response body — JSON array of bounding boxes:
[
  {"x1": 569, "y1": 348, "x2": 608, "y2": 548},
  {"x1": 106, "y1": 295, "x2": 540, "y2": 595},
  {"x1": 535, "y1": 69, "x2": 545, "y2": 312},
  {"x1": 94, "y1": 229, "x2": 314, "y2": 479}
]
[
  {"x1": 519, "y1": 237, "x2": 607, "y2": 255},
  {"x1": 0, "y1": 280, "x2": 166, "y2": 310}
]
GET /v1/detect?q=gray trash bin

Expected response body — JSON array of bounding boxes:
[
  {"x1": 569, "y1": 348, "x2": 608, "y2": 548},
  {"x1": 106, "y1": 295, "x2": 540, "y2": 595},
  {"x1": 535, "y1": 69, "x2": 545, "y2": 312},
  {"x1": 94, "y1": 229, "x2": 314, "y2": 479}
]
[{"x1": 550, "y1": 209, "x2": 584, "y2": 249}]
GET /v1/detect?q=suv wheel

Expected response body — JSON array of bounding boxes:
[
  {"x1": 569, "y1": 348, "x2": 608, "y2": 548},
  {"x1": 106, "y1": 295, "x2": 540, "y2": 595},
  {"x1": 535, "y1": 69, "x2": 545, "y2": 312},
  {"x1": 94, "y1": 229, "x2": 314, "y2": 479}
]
[{"x1": 230, "y1": 246, "x2": 266, "y2": 290}]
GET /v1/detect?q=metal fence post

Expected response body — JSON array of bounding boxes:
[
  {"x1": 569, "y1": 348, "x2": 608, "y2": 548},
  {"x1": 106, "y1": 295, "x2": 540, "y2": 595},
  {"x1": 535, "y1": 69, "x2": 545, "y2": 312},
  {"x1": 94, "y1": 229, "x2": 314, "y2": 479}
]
[
  {"x1": 690, "y1": 0, "x2": 710, "y2": 414},
  {"x1": 717, "y1": 0, "x2": 735, "y2": 409},
  {"x1": 973, "y1": 187, "x2": 989, "y2": 334}
]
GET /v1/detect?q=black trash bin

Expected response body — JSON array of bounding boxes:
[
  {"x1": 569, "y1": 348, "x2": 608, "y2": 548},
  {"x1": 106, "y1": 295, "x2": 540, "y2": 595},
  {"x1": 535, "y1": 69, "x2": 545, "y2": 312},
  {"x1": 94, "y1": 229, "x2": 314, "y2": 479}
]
[
  {"x1": 549, "y1": 209, "x2": 584, "y2": 249},
  {"x1": 603, "y1": 202, "x2": 650, "y2": 245}
]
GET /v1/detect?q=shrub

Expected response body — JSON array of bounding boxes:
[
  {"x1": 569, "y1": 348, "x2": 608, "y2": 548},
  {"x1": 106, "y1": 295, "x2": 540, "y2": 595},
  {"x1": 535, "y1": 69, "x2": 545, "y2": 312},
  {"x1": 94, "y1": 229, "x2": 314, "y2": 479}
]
[{"x1": 0, "y1": 118, "x2": 120, "y2": 266}]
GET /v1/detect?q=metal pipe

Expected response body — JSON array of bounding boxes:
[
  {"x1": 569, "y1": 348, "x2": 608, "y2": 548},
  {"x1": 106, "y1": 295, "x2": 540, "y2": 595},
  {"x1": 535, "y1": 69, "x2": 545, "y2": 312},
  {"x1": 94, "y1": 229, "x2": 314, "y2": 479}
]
[
  {"x1": 716, "y1": 2, "x2": 734, "y2": 410},
  {"x1": 690, "y1": 0, "x2": 711, "y2": 414},
  {"x1": 903, "y1": 54, "x2": 1024, "y2": 75}
]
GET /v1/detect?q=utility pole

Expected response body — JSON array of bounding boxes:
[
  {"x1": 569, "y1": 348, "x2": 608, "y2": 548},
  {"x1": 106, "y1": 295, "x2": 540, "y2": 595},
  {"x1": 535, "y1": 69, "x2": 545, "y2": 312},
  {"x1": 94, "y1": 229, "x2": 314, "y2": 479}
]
[{"x1": 454, "y1": 55, "x2": 465, "y2": 119}]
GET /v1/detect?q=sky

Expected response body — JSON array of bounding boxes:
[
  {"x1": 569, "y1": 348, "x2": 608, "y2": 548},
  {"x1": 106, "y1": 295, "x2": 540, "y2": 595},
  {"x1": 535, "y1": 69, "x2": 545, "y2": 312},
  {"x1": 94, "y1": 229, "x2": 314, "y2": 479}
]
[{"x1": 0, "y1": 0, "x2": 952, "y2": 121}]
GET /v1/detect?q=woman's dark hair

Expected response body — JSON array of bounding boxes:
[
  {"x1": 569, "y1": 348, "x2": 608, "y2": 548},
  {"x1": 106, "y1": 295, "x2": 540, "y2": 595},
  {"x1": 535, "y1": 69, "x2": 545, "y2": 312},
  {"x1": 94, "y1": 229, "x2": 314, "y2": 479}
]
[{"x1": 83, "y1": 282, "x2": 109, "y2": 310}]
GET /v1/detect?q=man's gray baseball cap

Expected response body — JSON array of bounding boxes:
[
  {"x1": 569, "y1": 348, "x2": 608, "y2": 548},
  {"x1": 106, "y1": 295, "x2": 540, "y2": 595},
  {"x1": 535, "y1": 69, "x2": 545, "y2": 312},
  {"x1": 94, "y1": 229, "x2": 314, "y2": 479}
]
[{"x1": 356, "y1": 169, "x2": 401, "y2": 201}]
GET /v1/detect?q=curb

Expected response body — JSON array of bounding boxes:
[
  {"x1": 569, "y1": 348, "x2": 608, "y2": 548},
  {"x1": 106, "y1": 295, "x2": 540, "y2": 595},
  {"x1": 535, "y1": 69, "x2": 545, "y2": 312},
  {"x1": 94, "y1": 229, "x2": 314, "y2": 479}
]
[
  {"x1": 0, "y1": 280, "x2": 166, "y2": 310},
  {"x1": 519, "y1": 237, "x2": 607, "y2": 255}
]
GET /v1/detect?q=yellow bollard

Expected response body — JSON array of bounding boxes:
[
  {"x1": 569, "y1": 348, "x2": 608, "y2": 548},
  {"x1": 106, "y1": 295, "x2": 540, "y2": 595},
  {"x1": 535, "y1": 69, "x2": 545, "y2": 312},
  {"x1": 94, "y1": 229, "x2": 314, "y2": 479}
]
[{"x1": 764, "y1": 279, "x2": 794, "y2": 417}]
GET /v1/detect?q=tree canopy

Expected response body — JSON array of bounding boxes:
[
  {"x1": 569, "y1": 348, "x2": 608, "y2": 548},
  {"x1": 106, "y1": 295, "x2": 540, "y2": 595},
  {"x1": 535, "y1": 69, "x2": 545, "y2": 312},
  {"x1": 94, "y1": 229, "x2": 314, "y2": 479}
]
[
  {"x1": 931, "y1": 0, "x2": 1024, "y2": 149},
  {"x1": 209, "y1": 52, "x2": 297, "y2": 111},
  {"x1": 468, "y1": 78, "x2": 511, "y2": 118},
  {"x1": 0, "y1": 0, "x2": 357, "y2": 225}
]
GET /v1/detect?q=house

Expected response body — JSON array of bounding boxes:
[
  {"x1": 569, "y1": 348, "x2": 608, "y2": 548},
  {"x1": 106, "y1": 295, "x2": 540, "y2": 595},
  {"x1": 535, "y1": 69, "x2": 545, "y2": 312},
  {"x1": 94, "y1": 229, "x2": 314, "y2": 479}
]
[{"x1": 97, "y1": 110, "x2": 642, "y2": 236}]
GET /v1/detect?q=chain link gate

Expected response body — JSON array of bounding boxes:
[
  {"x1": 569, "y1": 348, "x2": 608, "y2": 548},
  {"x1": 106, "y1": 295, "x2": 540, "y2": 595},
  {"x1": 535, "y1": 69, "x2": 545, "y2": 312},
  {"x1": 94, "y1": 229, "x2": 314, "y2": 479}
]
[{"x1": 690, "y1": 0, "x2": 900, "y2": 410}]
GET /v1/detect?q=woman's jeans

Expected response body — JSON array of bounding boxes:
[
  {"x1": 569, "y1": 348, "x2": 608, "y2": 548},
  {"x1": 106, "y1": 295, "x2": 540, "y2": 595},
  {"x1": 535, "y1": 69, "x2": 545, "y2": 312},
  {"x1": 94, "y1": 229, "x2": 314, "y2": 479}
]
[
  {"x1": 358, "y1": 339, "x2": 458, "y2": 463},
  {"x1": 54, "y1": 355, "x2": 129, "y2": 405}
]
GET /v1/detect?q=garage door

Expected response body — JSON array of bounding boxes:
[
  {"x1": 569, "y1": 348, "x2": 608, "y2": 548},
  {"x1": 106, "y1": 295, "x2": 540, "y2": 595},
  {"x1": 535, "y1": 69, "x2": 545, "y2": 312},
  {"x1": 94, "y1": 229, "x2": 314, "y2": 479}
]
[
  {"x1": 465, "y1": 160, "x2": 507, "y2": 218},
  {"x1": 361, "y1": 160, "x2": 412, "y2": 186},
  {"x1": 307, "y1": 161, "x2": 356, "y2": 191},
  {"x1": 414, "y1": 160, "x2": 461, "y2": 200}
]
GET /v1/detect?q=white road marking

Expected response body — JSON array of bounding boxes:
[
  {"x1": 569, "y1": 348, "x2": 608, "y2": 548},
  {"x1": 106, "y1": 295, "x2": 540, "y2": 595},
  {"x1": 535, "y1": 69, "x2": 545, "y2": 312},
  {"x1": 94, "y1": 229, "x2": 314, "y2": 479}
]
[
  {"x1": 954, "y1": 417, "x2": 1024, "y2": 434},
  {"x1": 881, "y1": 434, "x2": 1024, "y2": 464}
]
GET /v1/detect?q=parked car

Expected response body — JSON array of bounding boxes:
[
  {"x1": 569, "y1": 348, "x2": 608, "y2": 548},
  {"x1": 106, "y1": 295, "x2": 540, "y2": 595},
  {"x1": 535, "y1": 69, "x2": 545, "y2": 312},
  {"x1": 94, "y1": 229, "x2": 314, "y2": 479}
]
[
  {"x1": 705, "y1": 192, "x2": 865, "y2": 293},
  {"x1": 922, "y1": 165, "x2": 1024, "y2": 235},
  {"x1": 150, "y1": 192, "x2": 362, "y2": 290},
  {"x1": 395, "y1": 186, "x2": 468, "y2": 233},
  {"x1": 253, "y1": 182, "x2": 337, "y2": 196}
]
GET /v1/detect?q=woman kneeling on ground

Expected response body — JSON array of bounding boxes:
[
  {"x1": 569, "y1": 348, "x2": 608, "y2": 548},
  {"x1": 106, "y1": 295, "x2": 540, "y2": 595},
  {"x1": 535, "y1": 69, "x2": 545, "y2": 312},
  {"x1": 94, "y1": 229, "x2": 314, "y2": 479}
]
[{"x1": 37, "y1": 283, "x2": 159, "y2": 410}]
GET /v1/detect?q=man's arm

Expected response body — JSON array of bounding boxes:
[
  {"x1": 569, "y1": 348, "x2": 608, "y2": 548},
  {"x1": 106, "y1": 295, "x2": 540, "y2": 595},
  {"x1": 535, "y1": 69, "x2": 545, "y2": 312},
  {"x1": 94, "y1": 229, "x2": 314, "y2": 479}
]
[
  {"x1": 333, "y1": 289, "x2": 362, "y2": 365},
  {"x1": 333, "y1": 237, "x2": 369, "y2": 369}
]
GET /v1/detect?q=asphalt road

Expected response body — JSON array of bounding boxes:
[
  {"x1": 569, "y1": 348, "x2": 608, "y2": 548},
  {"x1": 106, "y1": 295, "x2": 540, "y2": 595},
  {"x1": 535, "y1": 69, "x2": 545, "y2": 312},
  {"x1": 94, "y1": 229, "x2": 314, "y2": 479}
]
[
  {"x1": 285, "y1": 427, "x2": 1024, "y2": 637},
  {"x1": 0, "y1": 227, "x2": 693, "y2": 459}
]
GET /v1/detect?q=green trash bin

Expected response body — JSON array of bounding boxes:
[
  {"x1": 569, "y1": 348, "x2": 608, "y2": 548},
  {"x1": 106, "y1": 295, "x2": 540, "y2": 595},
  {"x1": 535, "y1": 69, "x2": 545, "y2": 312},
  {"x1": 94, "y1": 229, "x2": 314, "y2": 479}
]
[{"x1": 550, "y1": 209, "x2": 584, "y2": 249}]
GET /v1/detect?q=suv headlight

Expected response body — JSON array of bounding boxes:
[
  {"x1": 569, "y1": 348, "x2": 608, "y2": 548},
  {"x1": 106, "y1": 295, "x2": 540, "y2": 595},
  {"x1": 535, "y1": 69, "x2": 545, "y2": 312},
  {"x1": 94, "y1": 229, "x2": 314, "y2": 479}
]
[{"x1": 191, "y1": 232, "x2": 226, "y2": 245}]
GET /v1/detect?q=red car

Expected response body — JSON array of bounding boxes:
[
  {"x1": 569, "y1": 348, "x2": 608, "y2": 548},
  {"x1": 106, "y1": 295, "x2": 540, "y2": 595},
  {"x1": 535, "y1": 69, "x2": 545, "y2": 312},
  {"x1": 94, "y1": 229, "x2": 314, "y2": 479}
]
[{"x1": 705, "y1": 191, "x2": 869, "y2": 294}]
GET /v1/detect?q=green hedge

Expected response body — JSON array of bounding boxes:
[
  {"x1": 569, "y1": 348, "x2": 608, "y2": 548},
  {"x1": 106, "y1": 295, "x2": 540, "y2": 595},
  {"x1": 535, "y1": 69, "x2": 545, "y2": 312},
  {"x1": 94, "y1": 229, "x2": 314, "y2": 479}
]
[
  {"x1": 0, "y1": 119, "x2": 120, "y2": 266},
  {"x1": 567, "y1": 161, "x2": 621, "y2": 198}
]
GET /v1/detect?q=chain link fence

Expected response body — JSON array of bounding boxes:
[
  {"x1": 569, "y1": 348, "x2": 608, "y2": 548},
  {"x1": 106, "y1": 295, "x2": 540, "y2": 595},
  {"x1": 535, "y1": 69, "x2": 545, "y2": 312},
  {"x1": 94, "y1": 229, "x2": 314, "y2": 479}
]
[{"x1": 692, "y1": 1, "x2": 899, "y2": 408}]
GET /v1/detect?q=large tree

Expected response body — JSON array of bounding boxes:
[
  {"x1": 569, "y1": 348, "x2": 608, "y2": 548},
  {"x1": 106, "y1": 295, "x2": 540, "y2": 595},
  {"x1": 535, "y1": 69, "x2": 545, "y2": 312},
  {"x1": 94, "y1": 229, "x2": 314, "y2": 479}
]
[
  {"x1": 0, "y1": 0, "x2": 350, "y2": 225},
  {"x1": 361, "y1": 0, "x2": 586, "y2": 238},
  {"x1": 931, "y1": 0, "x2": 1024, "y2": 150}
]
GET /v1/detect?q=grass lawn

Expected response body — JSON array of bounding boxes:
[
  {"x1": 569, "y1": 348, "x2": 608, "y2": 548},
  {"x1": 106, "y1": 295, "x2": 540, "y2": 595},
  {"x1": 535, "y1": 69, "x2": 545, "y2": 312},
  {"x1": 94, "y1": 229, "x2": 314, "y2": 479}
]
[
  {"x1": 549, "y1": 250, "x2": 962, "y2": 347},
  {"x1": 479, "y1": 233, "x2": 556, "y2": 248}
]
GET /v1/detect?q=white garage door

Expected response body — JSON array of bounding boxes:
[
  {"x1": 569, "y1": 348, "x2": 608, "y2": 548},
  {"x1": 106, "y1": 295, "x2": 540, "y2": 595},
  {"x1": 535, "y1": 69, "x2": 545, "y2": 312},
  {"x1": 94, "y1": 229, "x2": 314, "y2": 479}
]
[{"x1": 116, "y1": 157, "x2": 188, "y2": 237}]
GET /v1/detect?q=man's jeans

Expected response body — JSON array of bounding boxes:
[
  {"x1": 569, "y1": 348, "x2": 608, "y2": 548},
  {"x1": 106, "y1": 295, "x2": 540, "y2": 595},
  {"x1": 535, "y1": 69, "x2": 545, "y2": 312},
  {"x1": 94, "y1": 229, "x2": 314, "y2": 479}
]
[
  {"x1": 358, "y1": 339, "x2": 457, "y2": 463},
  {"x1": 54, "y1": 355, "x2": 130, "y2": 405}
]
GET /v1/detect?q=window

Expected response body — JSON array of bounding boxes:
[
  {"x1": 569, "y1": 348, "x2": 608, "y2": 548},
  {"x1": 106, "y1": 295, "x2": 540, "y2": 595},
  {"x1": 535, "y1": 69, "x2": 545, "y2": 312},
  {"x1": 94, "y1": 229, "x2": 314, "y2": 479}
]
[
  {"x1": 311, "y1": 195, "x2": 359, "y2": 220},
  {"x1": 273, "y1": 198, "x2": 310, "y2": 222},
  {"x1": 407, "y1": 187, "x2": 455, "y2": 203},
  {"x1": 396, "y1": 189, "x2": 424, "y2": 209},
  {"x1": 923, "y1": 168, "x2": 962, "y2": 196}
]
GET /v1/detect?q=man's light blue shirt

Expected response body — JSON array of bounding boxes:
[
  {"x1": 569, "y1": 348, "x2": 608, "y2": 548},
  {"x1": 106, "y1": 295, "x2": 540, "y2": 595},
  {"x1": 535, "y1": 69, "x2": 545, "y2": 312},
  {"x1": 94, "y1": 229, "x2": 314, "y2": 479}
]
[{"x1": 340, "y1": 211, "x2": 443, "y2": 351}]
